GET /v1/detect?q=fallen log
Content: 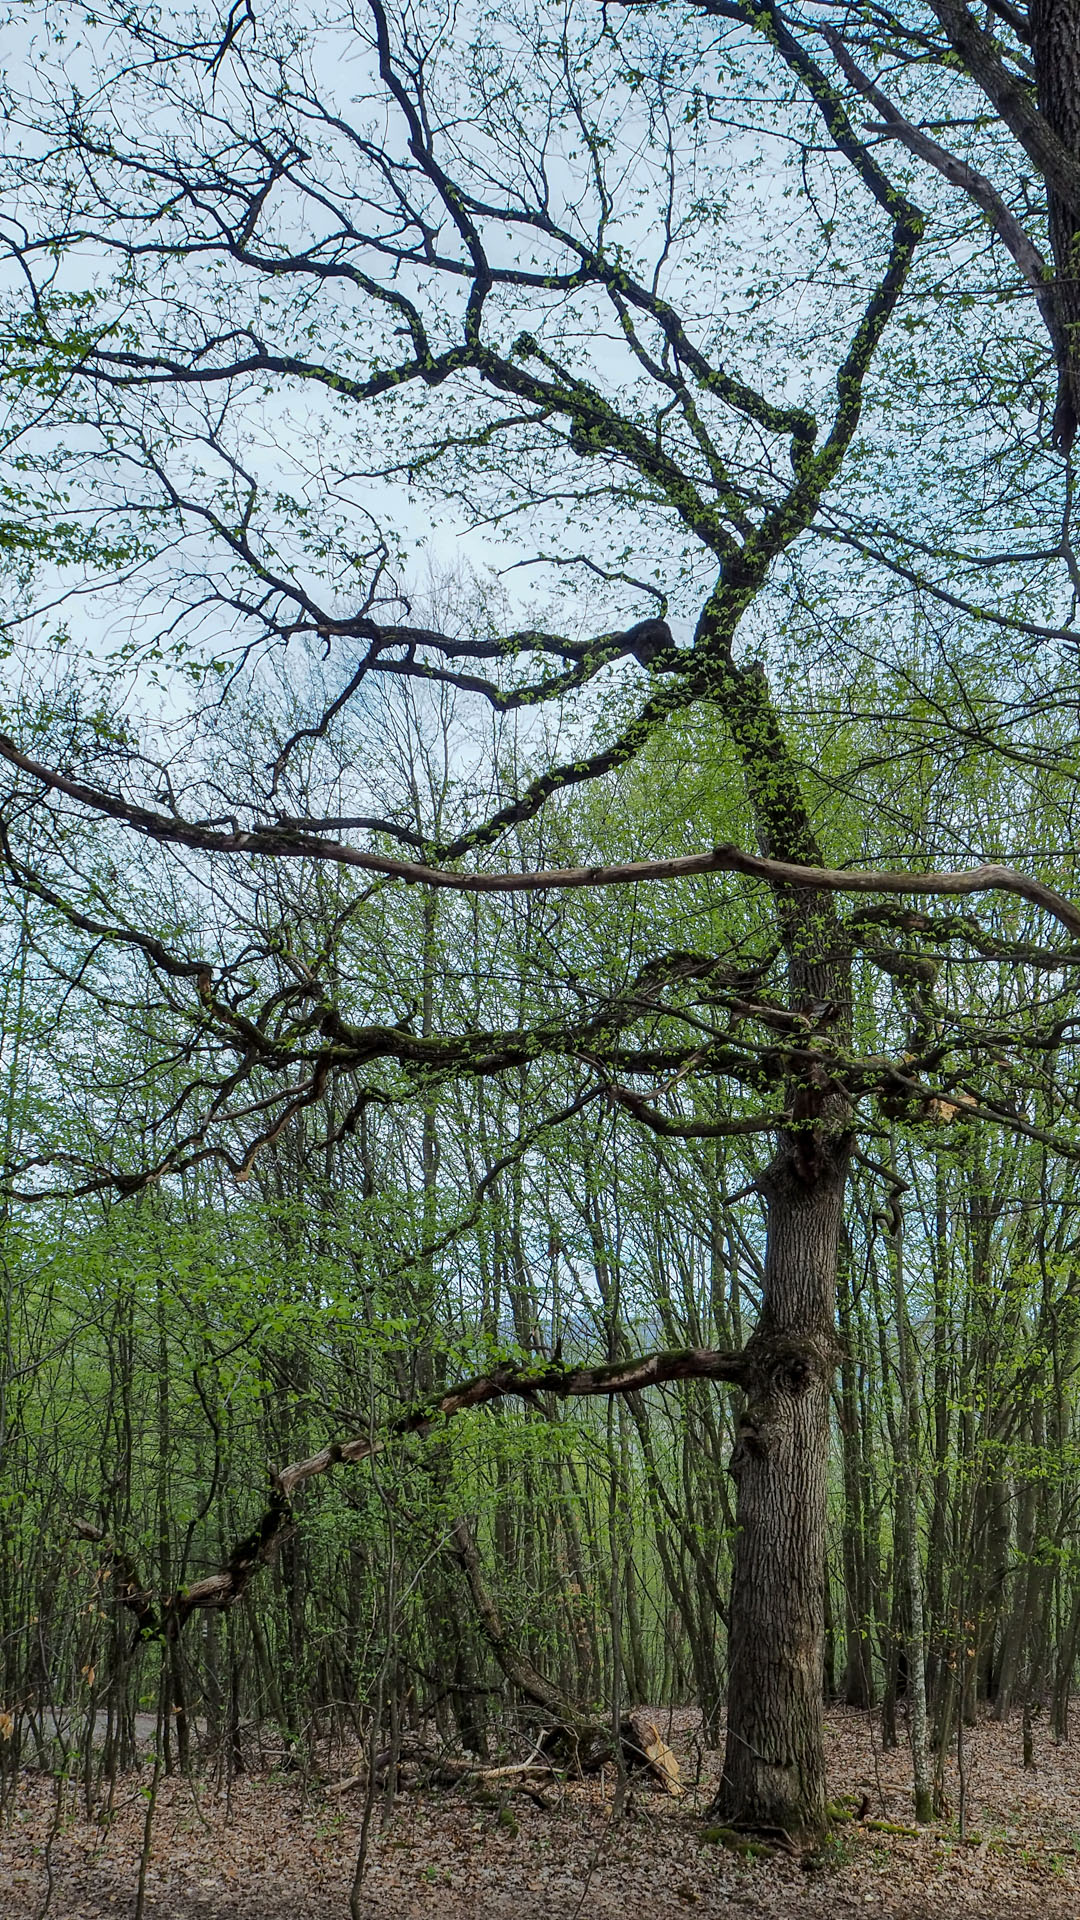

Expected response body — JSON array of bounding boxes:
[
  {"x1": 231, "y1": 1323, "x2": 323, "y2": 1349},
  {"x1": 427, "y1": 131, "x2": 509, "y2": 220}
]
[
  {"x1": 449, "y1": 1517, "x2": 614, "y2": 1768},
  {"x1": 622, "y1": 1711, "x2": 683, "y2": 1797},
  {"x1": 328, "y1": 1753, "x2": 557, "y2": 1795}
]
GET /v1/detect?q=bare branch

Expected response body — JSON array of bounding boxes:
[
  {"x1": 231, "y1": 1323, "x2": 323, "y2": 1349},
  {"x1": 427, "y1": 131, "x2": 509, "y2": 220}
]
[
  {"x1": 5, "y1": 733, "x2": 1079, "y2": 937},
  {"x1": 820, "y1": 25, "x2": 1057, "y2": 325}
]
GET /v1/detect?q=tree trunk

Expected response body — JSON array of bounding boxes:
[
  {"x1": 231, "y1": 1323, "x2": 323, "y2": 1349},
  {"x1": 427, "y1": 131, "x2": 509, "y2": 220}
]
[
  {"x1": 1051, "y1": 1578, "x2": 1080, "y2": 1742},
  {"x1": 709, "y1": 649, "x2": 854, "y2": 1839},
  {"x1": 714, "y1": 1146, "x2": 847, "y2": 1840},
  {"x1": 889, "y1": 1181, "x2": 933, "y2": 1822},
  {"x1": 837, "y1": 1240, "x2": 875, "y2": 1708},
  {"x1": 1030, "y1": 0, "x2": 1080, "y2": 450}
]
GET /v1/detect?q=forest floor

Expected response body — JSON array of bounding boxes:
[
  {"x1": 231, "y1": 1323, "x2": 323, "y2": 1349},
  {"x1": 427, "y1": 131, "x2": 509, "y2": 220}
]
[{"x1": 5, "y1": 1706, "x2": 1080, "y2": 1918}]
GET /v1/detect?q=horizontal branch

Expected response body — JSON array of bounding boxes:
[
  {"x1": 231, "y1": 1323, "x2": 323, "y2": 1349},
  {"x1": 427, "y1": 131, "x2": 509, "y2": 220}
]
[
  {"x1": 279, "y1": 1345, "x2": 748, "y2": 1499},
  {"x1": 605, "y1": 1083, "x2": 783, "y2": 1138},
  {"x1": 4, "y1": 733, "x2": 1078, "y2": 938},
  {"x1": 79, "y1": 1346, "x2": 747, "y2": 1625}
]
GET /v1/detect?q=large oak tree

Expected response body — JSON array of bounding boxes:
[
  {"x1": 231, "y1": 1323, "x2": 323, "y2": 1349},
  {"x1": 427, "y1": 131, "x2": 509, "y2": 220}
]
[{"x1": 4, "y1": 0, "x2": 1080, "y2": 1839}]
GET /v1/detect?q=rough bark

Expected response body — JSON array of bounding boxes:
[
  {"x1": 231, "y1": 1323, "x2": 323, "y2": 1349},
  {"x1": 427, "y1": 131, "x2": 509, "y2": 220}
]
[
  {"x1": 1030, "y1": 0, "x2": 1080, "y2": 450},
  {"x1": 713, "y1": 1149, "x2": 847, "y2": 1840},
  {"x1": 694, "y1": 597, "x2": 855, "y2": 1843}
]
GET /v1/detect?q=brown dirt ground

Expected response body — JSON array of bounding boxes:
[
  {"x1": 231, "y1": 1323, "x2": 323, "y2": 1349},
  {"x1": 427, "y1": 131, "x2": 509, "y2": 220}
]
[{"x1": 5, "y1": 1706, "x2": 1080, "y2": 1918}]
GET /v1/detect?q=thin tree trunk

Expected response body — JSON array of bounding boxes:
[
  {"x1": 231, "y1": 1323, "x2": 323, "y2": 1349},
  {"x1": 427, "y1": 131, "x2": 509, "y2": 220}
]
[{"x1": 888, "y1": 1173, "x2": 932, "y2": 1822}]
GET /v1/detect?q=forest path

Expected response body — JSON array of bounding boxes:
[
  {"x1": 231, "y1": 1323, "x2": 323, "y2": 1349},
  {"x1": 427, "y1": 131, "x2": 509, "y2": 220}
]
[{"x1": 4, "y1": 1708, "x2": 1080, "y2": 1916}]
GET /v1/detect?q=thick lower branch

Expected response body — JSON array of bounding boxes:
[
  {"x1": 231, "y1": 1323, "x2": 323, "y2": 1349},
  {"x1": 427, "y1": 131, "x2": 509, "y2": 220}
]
[
  {"x1": 5, "y1": 736, "x2": 1080, "y2": 938},
  {"x1": 76, "y1": 1344, "x2": 748, "y2": 1629}
]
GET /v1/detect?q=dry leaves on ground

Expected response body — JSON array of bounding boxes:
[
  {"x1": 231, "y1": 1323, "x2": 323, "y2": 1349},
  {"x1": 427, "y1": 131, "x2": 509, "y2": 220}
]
[{"x1": 5, "y1": 1707, "x2": 1080, "y2": 1918}]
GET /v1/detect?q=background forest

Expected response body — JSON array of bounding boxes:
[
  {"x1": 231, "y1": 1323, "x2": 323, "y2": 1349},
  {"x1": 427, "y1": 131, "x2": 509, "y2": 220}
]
[
  {"x1": 3, "y1": 667, "x2": 1079, "y2": 1819},
  {"x1": 4, "y1": 0, "x2": 1080, "y2": 1908}
]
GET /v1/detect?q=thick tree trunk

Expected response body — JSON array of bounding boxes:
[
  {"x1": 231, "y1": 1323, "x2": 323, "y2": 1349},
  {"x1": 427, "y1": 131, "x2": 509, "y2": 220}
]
[
  {"x1": 708, "y1": 649, "x2": 854, "y2": 1839},
  {"x1": 714, "y1": 1145, "x2": 847, "y2": 1840},
  {"x1": 1030, "y1": 0, "x2": 1080, "y2": 449}
]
